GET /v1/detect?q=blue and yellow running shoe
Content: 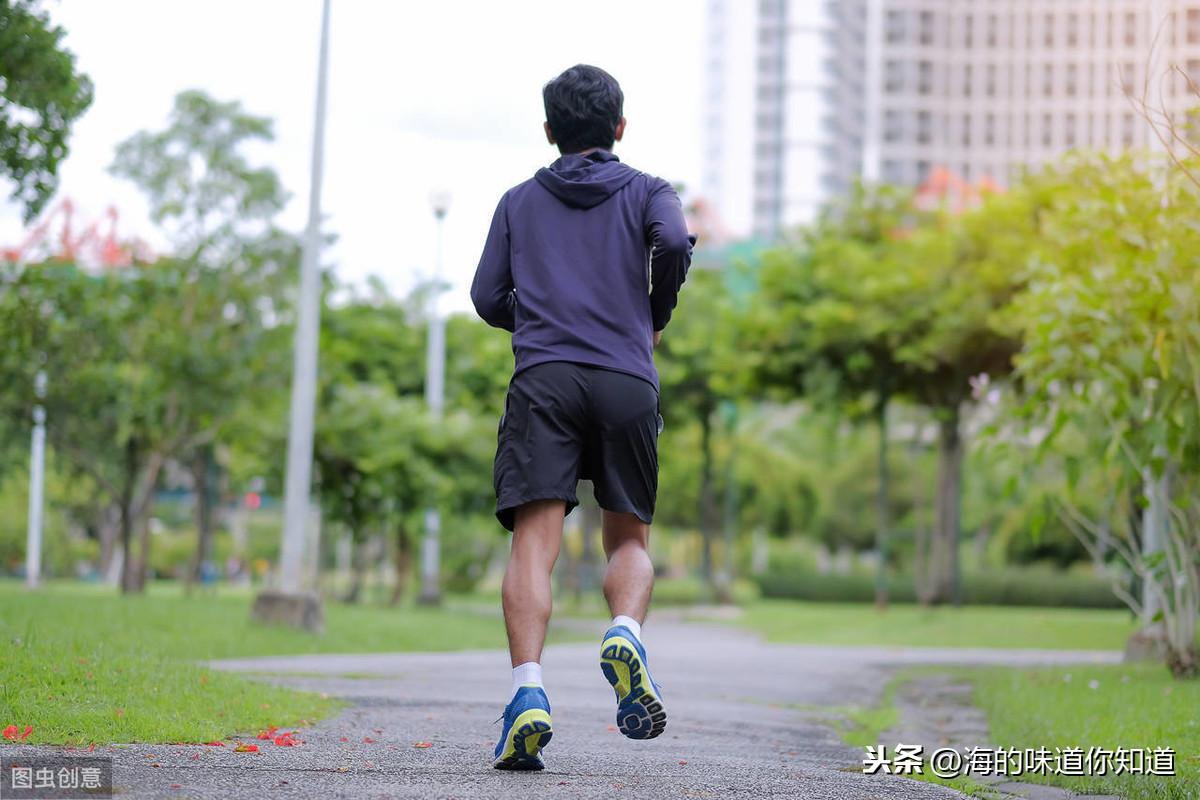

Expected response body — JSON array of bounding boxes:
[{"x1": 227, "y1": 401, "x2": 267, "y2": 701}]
[
  {"x1": 599, "y1": 625, "x2": 667, "y2": 740},
  {"x1": 492, "y1": 685, "x2": 553, "y2": 770}
]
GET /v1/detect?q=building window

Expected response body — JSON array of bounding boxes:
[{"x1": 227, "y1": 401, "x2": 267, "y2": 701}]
[
  {"x1": 884, "y1": 110, "x2": 903, "y2": 142},
  {"x1": 883, "y1": 160, "x2": 904, "y2": 184},
  {"x1": 1066, "y1": 64, "x2": 1078, "y2": 97},
  {"x1": 985, "y1": 113, "x2": 996, "y2": 146},
  {"x1": 1190, "y1": 10, "x2": 1200, "y2": 45},
  {"x1": 1122, "y1": 112, "x2": 1136, "y2": 147},
  {"x1": 962, "y1": 113, "x2": 972, "y2": 146},
  {"x1": 917, "y1": 111, "x2": 932, "y2": 145},
  {"x1": 1042, "y1": 113, "x2": 1053, "y2": 147},
  {"x1": 987, "y1": 14, "x2": 999, "y2": 47},
  {"x1": 1188, "y1": 59, "x2": 1200, "y2": 87},
  {"x1": 1065, "y1": 113, "x2": 1077, "y2": 147},
  {"x1": 1125, "y1": 12, "x2": 1138, "y2": 47},
  {"x1": 886, "y1": 10, "x2": 906, "y2": 44},
  {"x1": 1044, "y1": 13, "x2": 1054, "y2": 47},
  {"x1": 986, "y1": 64, "x2": 997, "y2": 97},
  {"x1": 1043, "y1": 63, "x2": 1054, "y2": 97},
  {"x1": 1023, "y1": 113, "x2": 1032, "y2": 148},
  {"x1": 1066, "y1": 13, "x2": 1079, "y2": 47},
  {"x1": 919, "y1": 10, "x2": 935, "y2": 45},
  {"x1": 918, "y1": 60, "x2": 933, "y2": 95},
  {"x1": 963, "y1": 63, "x2": 973, "y2": 97},
  {"x1": 884, "y1": 60, "x2": 904, "y2": 93},
  {"x1": 916, "y1": 160, "x2": 931, "y2": 181},
  {"x1": 964, "y1": 14, "x2": 973, "y2": 48}
]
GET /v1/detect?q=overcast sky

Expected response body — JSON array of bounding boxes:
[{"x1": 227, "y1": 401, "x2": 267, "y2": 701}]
[{"x1": 0, "y1": 0, "x2": 704, "y2": 311}]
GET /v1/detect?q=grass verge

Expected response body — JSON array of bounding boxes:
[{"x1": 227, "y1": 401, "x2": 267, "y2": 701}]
[{"x1": 0, "y1": 580, "x2": 517, "y2": 745}]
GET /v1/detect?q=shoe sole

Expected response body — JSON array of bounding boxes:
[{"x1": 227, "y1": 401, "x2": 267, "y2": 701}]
[
  {"x1": 600, "y1": 634, "x2": 667, "y2": 740},
  {"x1": 492, "y1": 708, "x2": 553, "y2": 770}
]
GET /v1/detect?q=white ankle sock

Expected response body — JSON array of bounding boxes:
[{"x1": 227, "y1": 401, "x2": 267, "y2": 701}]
[
  {"x1": 511, "y1": 661, "x2": 543, "y2": 700},
  {"x1": 612, "y1": 614, "x2": 642, "y2": 641}
]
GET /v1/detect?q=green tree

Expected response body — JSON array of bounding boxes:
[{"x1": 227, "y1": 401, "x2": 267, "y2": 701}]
[
  {"x1": 0, "y1": 0, "x2": 93, "y2": 219},
  {"x1": 109, "y1": 89, "x2": 294, "y2": 591},
  {"x1": 1008, "y1": 153, "x2": 1200, "y2": 677}
]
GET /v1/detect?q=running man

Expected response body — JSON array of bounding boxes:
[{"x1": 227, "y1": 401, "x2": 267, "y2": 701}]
[{"x1": 470, "y1": 64, "x2": 693, "y2": 770}]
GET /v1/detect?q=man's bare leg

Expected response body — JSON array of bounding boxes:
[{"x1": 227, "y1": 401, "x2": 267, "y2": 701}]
[
  {"x1": 599, "y1": 509, "x2": 666, "y2": 738},
  {"x1": 502, "y1": 500, "x2": 565, "y2": 668},
  {"x1": 601, "y1": 510, "x2": 654, "y2": 623}
]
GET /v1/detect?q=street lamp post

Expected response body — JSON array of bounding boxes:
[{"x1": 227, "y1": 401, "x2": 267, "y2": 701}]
[
  {"x1": 418, "y1": 191, "x2": 450, "y2": 606},
  {"x1": 251, "y1": 0, "x2": 330, "y2": 631},
  {"x1": 25, "y1": 369, "x2": 46, "y2": 588}
]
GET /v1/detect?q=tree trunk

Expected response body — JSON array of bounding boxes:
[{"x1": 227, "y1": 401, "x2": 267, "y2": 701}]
[
  {"x1": 578, "y1": 486, "x2": 601, "y2": 595},
  {"x1": 344, "y1": 532, "x2": 366, "y2": 604},
  {"x1": 186, "y1": 446, "x2": 215, "y2": 594},
  {"x1": 874, "y1": 397, "x2": 892, "y2": 610},
  {"x1": 928, "y1": 406, "x2": 964, "y2": 606},
  {"x1": 97, "y1": 503, "x2": 121, "y2": 579},
  {"x1": 390, "y1": 523, "x2": 413, "y2": 606},
  {"x1": 698, "y1": 411, "x2": 717, "y2": 586}
]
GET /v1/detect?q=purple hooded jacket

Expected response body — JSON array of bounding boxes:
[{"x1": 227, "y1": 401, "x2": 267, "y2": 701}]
[{"x1": 470, "y1": 149, "x2": 693, "y2": 389}]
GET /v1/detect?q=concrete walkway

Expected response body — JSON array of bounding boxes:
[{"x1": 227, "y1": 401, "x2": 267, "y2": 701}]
[{"x1": 15, "y1": 620, "x2": 1122, "y2": 798}]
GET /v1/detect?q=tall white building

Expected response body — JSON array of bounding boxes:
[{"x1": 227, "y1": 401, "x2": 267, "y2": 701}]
[{"x1": 702, "y1": 0, "x2": 1200, "y2": 241}]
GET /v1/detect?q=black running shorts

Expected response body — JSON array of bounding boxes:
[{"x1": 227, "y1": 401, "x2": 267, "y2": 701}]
[{"x1": 492, "y1": 361, "x2": 663, "y2": 532}]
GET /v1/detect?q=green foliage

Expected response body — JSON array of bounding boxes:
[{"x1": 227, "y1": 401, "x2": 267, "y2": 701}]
[
  {"x1": 755, "y1": 564, "x2": 1124, "y2": 609},
  {"x1": 0, "y1": 0, "x2": 93, "y2": 219}
]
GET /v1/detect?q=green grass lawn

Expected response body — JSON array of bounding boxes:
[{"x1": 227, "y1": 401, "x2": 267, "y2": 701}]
[
  {"x1": 959, "y1": 664, "x2": 1200, "y2": 800},
  {"x1": 0, "y1": 580, "x2": 517, "y2": 746},
  {"x1": 729, "y1": 598, "x2": 1139, "y2": 650}
]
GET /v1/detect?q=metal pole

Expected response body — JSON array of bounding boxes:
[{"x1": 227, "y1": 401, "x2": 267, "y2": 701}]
[
  {"x1": 860, "y1": 0, "x2": 885, "y2": 184},
  {"x1": 418, "y1": 201, "x2": 448, "y2": 605},
  {"x1": 278, "y1": 0, "x2": 331, "y2": 594},
  {"x1": 25, "y1": 369, "x2": 46, "y2": 588}
]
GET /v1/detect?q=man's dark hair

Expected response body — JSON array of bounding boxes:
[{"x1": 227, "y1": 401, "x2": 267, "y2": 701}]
[{"x1": 542, "y1": 65, "x2": 624, "y2": 154}]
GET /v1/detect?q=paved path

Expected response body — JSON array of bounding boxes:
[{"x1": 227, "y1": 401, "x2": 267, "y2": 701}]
[{"x1": 17, "y1": 620, "x2": 1122, "y2": 799}]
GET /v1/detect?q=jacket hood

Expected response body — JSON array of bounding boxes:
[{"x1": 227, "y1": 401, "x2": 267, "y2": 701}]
[{"x1": 534, "y1": 150, "x2": 639, "y2": 209}]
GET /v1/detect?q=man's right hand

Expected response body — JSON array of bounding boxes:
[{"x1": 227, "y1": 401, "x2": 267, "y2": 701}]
[{"x1": 653, "y1": 330, "x2": 663, "y2": 349}]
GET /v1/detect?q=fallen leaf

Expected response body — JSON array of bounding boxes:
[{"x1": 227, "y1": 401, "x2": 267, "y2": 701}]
[
  {"x1": 413, "y1": 741, "x2": 433, "y2": 749},
  {"x1": 151, "y1": 763, "x2": 161, "y2": 768},
  {"x1": 233, "y1": 743, "x2": 259, "y2": 753}
]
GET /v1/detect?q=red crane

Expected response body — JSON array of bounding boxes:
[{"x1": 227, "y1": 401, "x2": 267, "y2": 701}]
[{"x1": 1, "y1": 198, "x2": 152, "y2": 267}]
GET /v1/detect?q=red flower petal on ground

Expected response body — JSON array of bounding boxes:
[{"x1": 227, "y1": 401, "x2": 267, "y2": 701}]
[
  {"x1": 190, "y1": 753, "x2": 200, "y2": 761},
  {"x1": 413, "y1": 742, "x2": 433, "y2": 749},
  {"x1": 233, "y1": 742, "x2": 259, "y2": 753},
  {"x1": 170, "y1": 784, "x2": 182, "y2": 789},
  {"x1": 256, "y1": 726, "x2": 278, "y2": 740},
  {"x1": 88, "y1": 744, "x2": 96, "y2": 752},
  {"x1": 204, "y1": 741, "x2": 225, "y2": 747},
  {"x1": 678, "y1": 760, "x2": 688, "y2": 766},
  {"x1": 20, "y1": 726, "x2": 33, "y2": 741},
  {"x1": 2, "y1": 725, "x2": 18, "y2": 742},
  {"x1": 273, "y1": 732, "x2": 300, "y2": 747},
  {"x1": 339, "y1": 737, "x2": 348, "y2": 743},
  {"x1": 362, "y1": 737, "x2": 375, "y2": 744}
]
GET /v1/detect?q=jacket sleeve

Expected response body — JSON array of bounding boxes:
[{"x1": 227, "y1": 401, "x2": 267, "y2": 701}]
[
  {"x1": 470, "y1": 193, "x2": 516, "y2": 332},
  {"x1": 644, "y1": 179, "x2": 694, "y2": 332}
]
